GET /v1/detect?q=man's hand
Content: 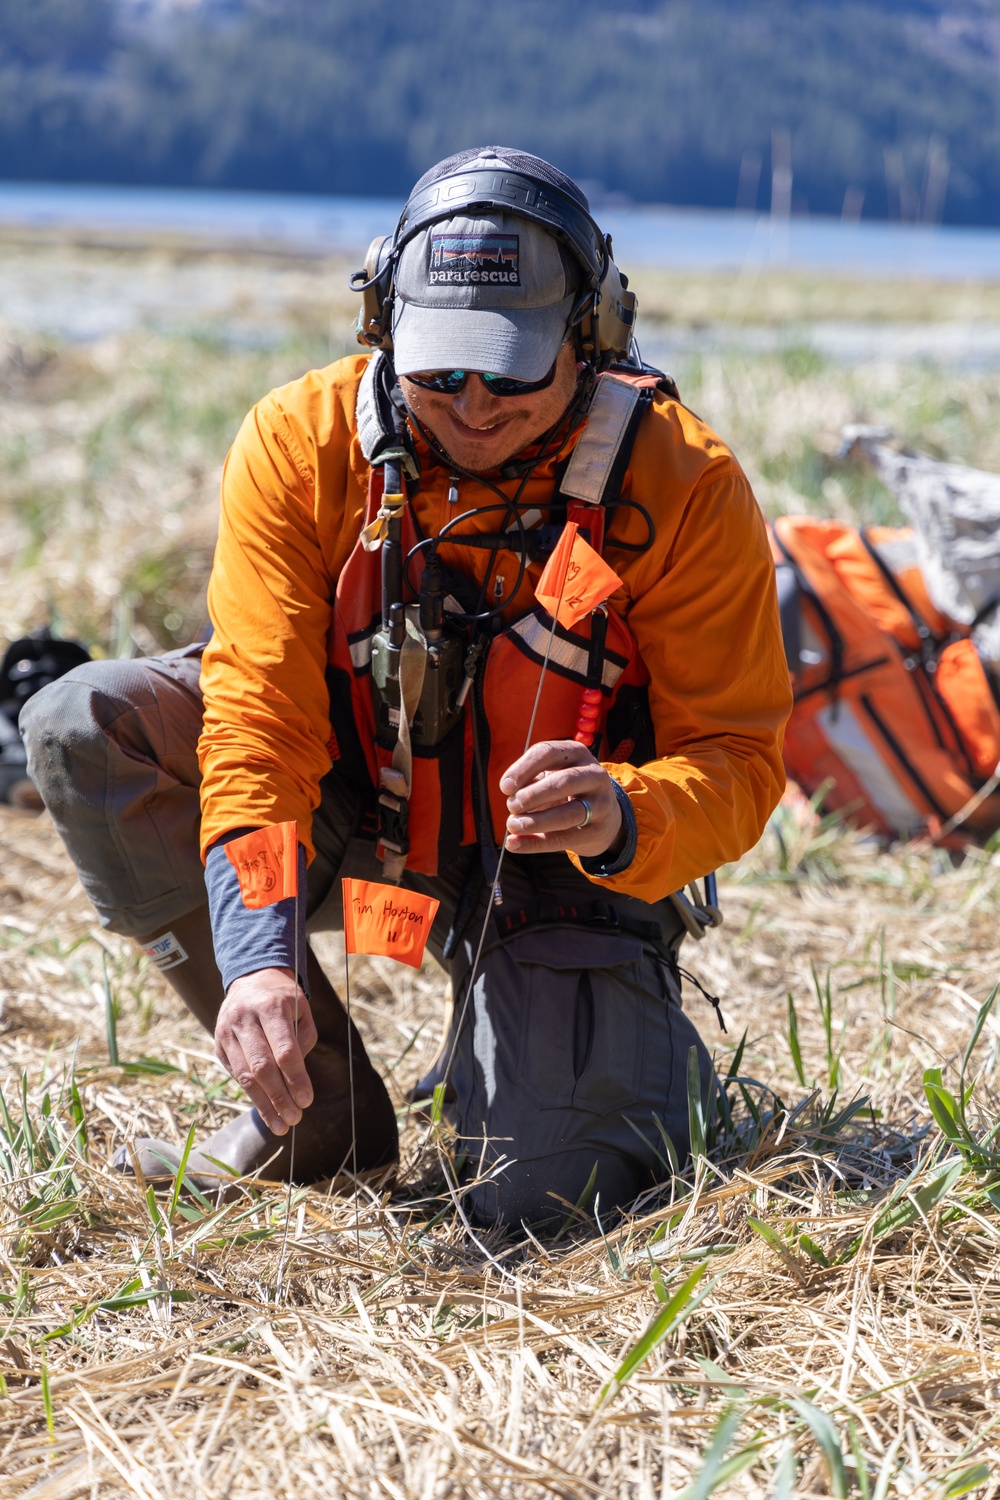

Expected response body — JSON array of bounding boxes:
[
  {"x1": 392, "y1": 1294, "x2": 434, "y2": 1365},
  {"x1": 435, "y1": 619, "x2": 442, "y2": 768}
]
[
  {"x1": 214, "y1": 967, "x2": 318, "y2": 1135},
  {"x1": 500, "y1": 740, "x2": 625, "y2": 859}
]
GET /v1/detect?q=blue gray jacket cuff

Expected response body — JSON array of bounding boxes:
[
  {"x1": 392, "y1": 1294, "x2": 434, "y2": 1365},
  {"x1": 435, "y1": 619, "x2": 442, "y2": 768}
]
[
  {"x1": 579, "y1": 779, "x2": 638, "y2": 879},
  {"x1": 204, "y1": 831, "x2": 309, "y2": 995}
]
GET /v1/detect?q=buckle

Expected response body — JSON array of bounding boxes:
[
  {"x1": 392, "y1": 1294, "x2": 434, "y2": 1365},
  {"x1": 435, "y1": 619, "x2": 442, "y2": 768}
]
[{"x1": 378, "y1": 788, "x2": 409, "y2": 855}]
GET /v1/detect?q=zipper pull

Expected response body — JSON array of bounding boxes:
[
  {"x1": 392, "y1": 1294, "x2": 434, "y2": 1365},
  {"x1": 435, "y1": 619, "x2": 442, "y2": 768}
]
[
  {"x1": 447, "y1": 474, "x2": 460, "y2": 505},
  {"x1": 494, "y1": 574, "x2": 504, "y2": 600}
]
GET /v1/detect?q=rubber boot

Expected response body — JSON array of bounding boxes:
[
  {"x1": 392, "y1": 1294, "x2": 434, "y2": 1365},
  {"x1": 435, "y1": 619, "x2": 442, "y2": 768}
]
[
  {"x1": 134, "y1": 903, "x2": 225, "y2": 1032},
  {"x1": 113, "y1": 906, "x2": 398, "y2": 1190}
]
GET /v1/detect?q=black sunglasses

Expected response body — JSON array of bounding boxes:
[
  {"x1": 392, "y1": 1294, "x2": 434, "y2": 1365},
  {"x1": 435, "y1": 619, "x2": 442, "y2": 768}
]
[{"x1": 404, "y1": 361, "x2": 559, "y2": 398}]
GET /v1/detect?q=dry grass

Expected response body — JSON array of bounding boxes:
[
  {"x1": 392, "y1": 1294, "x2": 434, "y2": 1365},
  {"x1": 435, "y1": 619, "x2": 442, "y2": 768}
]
[
  {"x1": 1, "y1": 803, "x2": 999, "y2": 1497},
  {"x1": 628, "y1": 267, "x2": 1000, "y2": 328},
  {"x1": 1, "y1": 231, "x2": 999, "y2": 1497},
  {"x1": 3, "y1": 232, "x2": 999, "y2": 659}
]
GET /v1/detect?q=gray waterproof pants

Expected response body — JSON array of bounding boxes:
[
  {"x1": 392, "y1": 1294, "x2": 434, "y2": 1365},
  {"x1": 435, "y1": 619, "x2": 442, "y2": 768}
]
[{"x1": 22, "y1": 647, "x2": 715, "y2": 1226}]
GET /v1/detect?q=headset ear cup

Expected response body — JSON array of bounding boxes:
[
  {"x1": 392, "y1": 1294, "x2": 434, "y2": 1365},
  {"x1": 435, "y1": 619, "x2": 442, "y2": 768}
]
[
  {"x1": 597, "y1": 260, "x2": 637, "y2": 361},
  {"x1": 352, "y1": 235, "x2": 395, "y2": 351},
  {"x1": 567, "y1": 289, "x2": 599, "y2": 367}
]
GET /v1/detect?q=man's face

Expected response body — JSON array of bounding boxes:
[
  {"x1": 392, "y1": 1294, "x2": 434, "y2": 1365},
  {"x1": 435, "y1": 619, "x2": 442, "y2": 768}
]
[{"x1": 399, "y1": 343, "x2": 580, "y2": 473}]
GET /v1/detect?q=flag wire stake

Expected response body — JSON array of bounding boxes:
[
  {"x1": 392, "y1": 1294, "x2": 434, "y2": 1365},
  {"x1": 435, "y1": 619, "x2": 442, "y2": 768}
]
[
  {"x1": 344, "y1": 945, "x2": 361, "y2": 1260},
  {"x1": 440, "y1": 561, "x2": 574, "y2": 1092},
  {"x1": 276, "y1": 842, "x2": 299, "y2": 1304}
]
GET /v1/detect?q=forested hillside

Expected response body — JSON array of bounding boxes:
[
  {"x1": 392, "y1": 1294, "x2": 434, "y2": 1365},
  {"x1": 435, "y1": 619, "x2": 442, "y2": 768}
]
[{"x1": 1, "y1": 0, "x2": 998, "y2": 225}]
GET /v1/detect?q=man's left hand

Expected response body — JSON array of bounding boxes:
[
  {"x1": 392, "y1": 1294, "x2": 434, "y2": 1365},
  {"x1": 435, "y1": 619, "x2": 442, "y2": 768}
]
[{"x1": 500, "y1": 740, "x2": 624, "y2": 859}]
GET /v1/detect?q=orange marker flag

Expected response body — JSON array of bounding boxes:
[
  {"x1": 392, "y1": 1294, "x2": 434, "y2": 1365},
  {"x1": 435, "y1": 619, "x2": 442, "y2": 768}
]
[
  {"x1": 342, "y1": 878, "x2": 439, "y2": 970},
  {"x1": 225, "y1": 822, "x2": 298, "y2": 909},
  {"x1": 535, "y1": 520, "x2": 623, "y2": 630}
]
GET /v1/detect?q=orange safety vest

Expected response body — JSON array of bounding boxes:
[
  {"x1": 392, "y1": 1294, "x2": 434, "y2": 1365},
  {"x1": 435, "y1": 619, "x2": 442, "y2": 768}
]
[
  {"x1": 326, "y1": 367, "x2": 661, "y2": 877},
  {"x1": 772, "y1": 516, "x2": 1000, "y2": 841}
]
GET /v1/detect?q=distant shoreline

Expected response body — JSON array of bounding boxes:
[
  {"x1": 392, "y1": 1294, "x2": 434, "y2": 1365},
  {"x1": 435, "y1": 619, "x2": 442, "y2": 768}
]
[{"x1": 1, "y1": 182, "x2": 999, "y2": 284}]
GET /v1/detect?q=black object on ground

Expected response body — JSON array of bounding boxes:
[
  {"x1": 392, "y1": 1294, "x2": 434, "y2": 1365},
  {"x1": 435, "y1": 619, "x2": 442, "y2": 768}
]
[{"x1": 0, "y1": 628, "x2": 90, "y2": 807}]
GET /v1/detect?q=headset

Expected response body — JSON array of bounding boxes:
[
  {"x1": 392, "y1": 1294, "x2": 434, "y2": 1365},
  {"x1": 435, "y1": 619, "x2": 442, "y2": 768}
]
[{"x1": 349, "y1": 163, "x2": 637, "y2": 370}]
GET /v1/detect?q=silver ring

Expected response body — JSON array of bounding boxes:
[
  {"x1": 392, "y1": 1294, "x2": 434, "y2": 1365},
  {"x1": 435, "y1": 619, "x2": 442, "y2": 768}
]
[{"x1": 576, "y1": 797, "x2": 593, "y2": 829}]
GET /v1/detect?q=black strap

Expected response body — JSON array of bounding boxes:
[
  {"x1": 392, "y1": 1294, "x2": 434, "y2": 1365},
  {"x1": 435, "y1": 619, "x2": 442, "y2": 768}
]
[
  {"x1": 859, "y1": 528, "x2": 937, "y2": 653},
  {"x1": 860, "y1": 528, "x2": 983, "y2": 783},
  {"x1": 677, "y1": 966, "x2": 728, "y2": 1033},
  {"x1": 772, "y1": 529, "x2": 846, "y2": 696},
  {"x1": 971, "y1": 591, "x2": 1000, "y2": 632},
  {"x1": 494, "y1": 898, "x2": 663, "y2": 944}
]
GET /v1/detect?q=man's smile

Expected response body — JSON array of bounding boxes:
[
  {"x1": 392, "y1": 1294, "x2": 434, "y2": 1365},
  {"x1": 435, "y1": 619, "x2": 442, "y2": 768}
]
[{"x1": 398, "y1": 345, "x2": 580, "y2": 471}]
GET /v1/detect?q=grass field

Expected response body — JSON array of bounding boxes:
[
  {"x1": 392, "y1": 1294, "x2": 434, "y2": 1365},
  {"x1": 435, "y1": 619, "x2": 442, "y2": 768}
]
[{"x1": 1, "y1": 230, "x2": 999, "y2": 1497}]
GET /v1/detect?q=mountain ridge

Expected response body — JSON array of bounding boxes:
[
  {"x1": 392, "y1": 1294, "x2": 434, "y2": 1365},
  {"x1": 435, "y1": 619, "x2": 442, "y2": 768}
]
[{"x1": 1, "y1": 0, "x2": 998, "y2": 227}]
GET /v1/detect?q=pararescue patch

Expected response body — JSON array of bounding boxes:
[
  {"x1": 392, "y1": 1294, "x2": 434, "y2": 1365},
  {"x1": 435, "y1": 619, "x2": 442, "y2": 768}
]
[
  {"x1": 429, "y1": 233, "x2": 520, "y2": 285},
  {"x1": 140, "y1": 931, "x2": 189, "y2": 970}
]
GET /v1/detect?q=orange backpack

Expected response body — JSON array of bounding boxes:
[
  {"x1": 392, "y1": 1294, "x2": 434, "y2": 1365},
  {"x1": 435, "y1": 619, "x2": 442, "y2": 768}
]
[{"x1": 770, "y1": 517, "x2": 1000, "y2": 842}]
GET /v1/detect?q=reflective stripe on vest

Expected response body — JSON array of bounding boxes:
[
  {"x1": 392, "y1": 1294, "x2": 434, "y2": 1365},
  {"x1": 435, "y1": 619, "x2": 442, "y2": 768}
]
[{"x1": 507, "y1": 608, "x2": 630, "y2": 692}]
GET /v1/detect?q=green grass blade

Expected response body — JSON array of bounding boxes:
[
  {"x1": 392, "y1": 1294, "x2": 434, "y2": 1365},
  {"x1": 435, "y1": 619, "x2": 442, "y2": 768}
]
[
  {"x1": 746, "y1": 1215, "x2": 788, "y2": 1256},
  {"x1": 0, "y1": 1084, "x2": 18, "y2": 1155},
  {"x1": 624, "y1": 1113, "x2": 671, "y2": 1175},
  {"x1": 955, "y1": 983, "x2": 1000, "y2": 1154},
  {"x1": 799, "y1": 1232, "x2": 830, "y2": 1267},
  {"x1": 861, "y1": 1158, "x2": 963, "y2": 1252},
  {"x1": 650, "y1": 1263, "x2": 671, "y2": 1304},
  {"x1": 787, "y1": 992, "x2": 806, "y2": 1087},
  {"x1": 592, "y1": 1194, "x2": 626, "y2": 1280},
  {"x1": 20, "y1": 1073, "x2": 38, "y2": 1173},
  {"x1": 849, "y1": 1418, "x2": 871, "y2": 1500},
  {"x1": 99, "y1": 1287, "x2": 195, "y2": 1311},
  {"x1": 872, "y1": 1436, "x2": 903, "y2": 1500},
  {"x1": 22, "y1": 1198, "x2": 80, "y2": 1232},
  {"x1": 923, "y1": 1075, "x2": 978, "y2": 1154},
  {"x1": 816, "y1": 1094, "x2": 871, "y2": 1140},
  {"x1": 773, "y1": 1437, "x2": 798, "y2": 1500},
  {"x1": 786, "y1": 1397, "x2": 848, "y2": 1499},
  {"x1": 103, "y1": 951, "x2": 119, "y2": 1067},
  {"x1": 673, "y1": 1403, "x2": 746, "y2": 1500},
  {"x1": 69, "y1": 1078, "x2": 88, "y2": 1162},
  {"x1": 693, "y1": 1355, "x2": 746, "y2": 1399},
  {"x1": 960, "y1": 985, "x2": 998, "y2": 1093},
  {"x1": 168, "y1": 1120, "x2": 199, "y2": 1222},
  {"x1": 598, "y1": 1261, "x2": 713, "y2": 1405},
  {"x1": 825, "y1": 968, "x2": 840, "y2": 1089},
  {"x1": 692, "y1": 1439, "x2": 763, "y2": 1495},
  {"x1": 722, "y1": 1029, "x2": 747, "y2": 1091},
  {"x1": 552, "y1": 1157, "x2": 599, "y2": 1242},
  {"x1": 651, "y1": 1112, "x2": 681, "y2": 1176},
  {"x1": 943, "y1": 1462, "x2": 991, "y2": 1498},
  {"x1": 146, "y1": 1184, "x2": 166, "y2": 1239},
  {"x1": 40, "y1": 1360, "x2": 55, "y2": 1442},
  {"x1": 687, "y1": 1046, "x2": 707, "y2": 1164}
]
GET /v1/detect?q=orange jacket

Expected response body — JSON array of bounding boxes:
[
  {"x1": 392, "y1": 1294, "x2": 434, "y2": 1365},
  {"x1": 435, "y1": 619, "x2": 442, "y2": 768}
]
[{"x1": 199, "y1": 354, "x2": 790, "y2": 905}]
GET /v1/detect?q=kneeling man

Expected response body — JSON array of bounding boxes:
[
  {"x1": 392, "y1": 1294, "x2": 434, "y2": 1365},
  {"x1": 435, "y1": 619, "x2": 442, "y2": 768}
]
[{"x1": 23, "y1": 146, "x2": 790, "y2": 1226}]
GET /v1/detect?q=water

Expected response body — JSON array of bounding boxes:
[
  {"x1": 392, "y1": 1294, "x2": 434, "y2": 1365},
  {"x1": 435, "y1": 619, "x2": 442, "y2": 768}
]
[{"x1": 1, "y1": 181, "x2": 999, "y2": 281}]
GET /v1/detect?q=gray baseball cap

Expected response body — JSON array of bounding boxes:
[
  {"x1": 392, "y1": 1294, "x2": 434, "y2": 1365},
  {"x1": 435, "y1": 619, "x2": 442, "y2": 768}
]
[{"x1": 391, "y1": 209, "x2": 577, "y2": 382}]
